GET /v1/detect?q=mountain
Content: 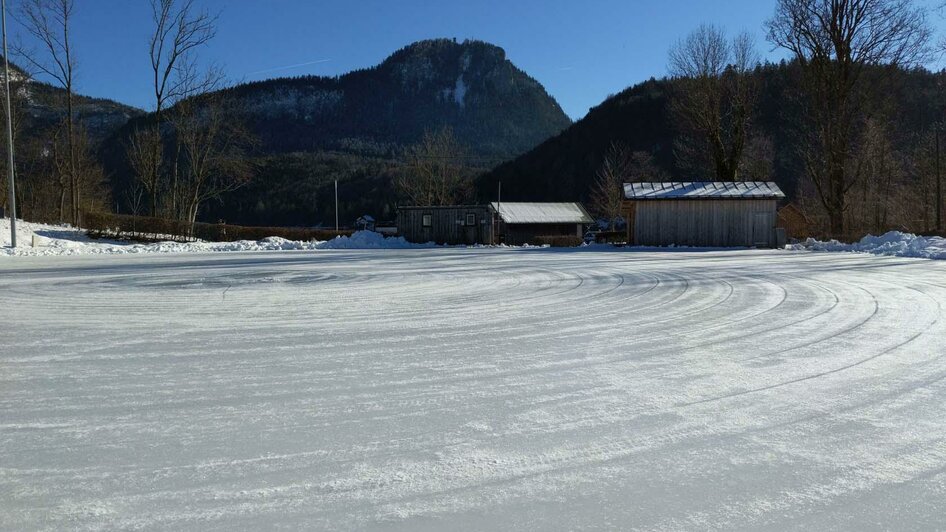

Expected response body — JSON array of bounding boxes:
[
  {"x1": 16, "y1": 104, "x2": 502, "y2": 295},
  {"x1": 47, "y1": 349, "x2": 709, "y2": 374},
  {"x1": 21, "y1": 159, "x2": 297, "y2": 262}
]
[
  {"x1": 103, "y1": 39, "x2": 572, "y2": 226},
  {"x1": 219, "y1": 38, "x2": 571, "y2": 158},
  {"x1": 475, "y1": 62, "x2": 946, "y2": 220},
  {"x1": 1, "y1": 55, "x2": 143, "y2": 144}
]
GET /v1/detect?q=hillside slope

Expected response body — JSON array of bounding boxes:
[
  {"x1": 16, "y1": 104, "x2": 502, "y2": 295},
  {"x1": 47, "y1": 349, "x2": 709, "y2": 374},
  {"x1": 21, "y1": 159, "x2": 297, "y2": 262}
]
[{"x1": 1, "y1": 55, "x2": 143, "y2": 144}]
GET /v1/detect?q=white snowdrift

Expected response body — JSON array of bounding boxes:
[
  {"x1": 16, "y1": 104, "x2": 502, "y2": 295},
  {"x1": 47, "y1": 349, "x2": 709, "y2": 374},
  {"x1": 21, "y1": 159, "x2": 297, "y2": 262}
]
[
  {"x1": 0, "y1": 217, "x2": 432, "y2": 256},
  {"x1": 792, "y1": 231, "x2": 946, "y2": 260}
]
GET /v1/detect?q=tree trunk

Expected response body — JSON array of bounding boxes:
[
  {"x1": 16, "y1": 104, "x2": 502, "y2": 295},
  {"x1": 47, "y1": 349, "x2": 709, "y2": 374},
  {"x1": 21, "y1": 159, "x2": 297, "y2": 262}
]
[
  {"x1": 150, "y1": 106, "x2": 162, "y2": 217},
  {"x1": 66, "y1": 88, "x2": 78, "y2": 227},
  {"x1": 58, "y1": 185, "x2": 66, "y2": 223}
]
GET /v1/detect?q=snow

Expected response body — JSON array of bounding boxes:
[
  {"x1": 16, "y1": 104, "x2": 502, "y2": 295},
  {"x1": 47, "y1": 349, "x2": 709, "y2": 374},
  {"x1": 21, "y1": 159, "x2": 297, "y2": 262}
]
[
  {"x1": 2, "y1": 246, "x2": 946, "y2": 529},
  {"x1": 792, "y1": 231, "x2": 946, "y2": 260},
  {"x1": 454, "y1": 75, "x2": 467, "y2": 107},
  {"x1": 0, "y1": 217, "x2": 432, "y2": 256}
]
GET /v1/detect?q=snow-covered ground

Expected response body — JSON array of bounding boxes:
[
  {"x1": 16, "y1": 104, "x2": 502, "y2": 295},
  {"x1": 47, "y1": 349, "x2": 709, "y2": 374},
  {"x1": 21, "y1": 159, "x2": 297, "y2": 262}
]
[
  {"x1": 6, "y1": 217, "x2": 946, "y2": 261},
  {"x1": 0, "y1": 218, "x2": 430, "y2": 256},
  {"x1": 2, "y1": 247, "x2": 945, "y2": 530}
]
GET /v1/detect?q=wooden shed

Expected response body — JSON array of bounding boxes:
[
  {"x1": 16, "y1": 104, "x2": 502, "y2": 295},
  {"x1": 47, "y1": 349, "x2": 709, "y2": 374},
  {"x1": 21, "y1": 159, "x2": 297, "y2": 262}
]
[
  {"x1": 621, "y1": 182, "x2": 786, "y2": 248},
  {"x1": 396, "y1": 205, "x2": 494, "y2": 245},
  {"x1": 492, "y1": 202, "x2": 593, "y2": 245}
]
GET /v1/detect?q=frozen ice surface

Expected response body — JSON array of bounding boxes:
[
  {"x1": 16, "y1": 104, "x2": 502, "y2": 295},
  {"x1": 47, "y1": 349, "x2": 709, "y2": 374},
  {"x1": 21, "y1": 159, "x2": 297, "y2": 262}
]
[{"x1": 2, "y1": 247, "x2": 946, "y2": 530}]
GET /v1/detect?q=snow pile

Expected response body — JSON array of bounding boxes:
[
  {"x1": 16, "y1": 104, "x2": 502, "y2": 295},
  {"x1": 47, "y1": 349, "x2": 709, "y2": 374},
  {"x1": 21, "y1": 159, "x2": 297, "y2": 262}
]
[
  {"x1": 1, "y1": 218, "x2": 433, "y2": 257},
  {"x1": 792, "y1": 231, "x2": 946, "y2": 260},
  {"x1": 318, "y1": 230, "x2": 433, "y2": 249}
]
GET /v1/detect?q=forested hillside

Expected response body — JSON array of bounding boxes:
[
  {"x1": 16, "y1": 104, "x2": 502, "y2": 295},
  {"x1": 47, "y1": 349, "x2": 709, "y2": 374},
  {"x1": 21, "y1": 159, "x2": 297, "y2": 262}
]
[{"x1": 477, "y1": 61, "x2": 946, "y2": 235}]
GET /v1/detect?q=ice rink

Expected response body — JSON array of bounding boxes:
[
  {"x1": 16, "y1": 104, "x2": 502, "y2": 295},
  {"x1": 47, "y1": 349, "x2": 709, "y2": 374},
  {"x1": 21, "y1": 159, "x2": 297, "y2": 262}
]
[{"x1": 2, "y1": 248, "x2": 945, "y2": 530}]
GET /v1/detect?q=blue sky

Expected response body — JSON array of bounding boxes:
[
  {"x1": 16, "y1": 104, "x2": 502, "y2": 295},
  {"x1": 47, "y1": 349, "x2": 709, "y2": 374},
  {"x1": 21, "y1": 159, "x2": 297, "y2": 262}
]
[{"x1": 11, "y1": 0, "x2": 946, "y2": 119}]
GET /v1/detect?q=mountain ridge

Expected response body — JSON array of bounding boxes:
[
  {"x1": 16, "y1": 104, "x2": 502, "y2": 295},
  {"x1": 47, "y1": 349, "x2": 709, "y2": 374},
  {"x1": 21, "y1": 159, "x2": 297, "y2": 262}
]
[{"x1": 206, "y1": 38, "x2": 572, "y2": 158}]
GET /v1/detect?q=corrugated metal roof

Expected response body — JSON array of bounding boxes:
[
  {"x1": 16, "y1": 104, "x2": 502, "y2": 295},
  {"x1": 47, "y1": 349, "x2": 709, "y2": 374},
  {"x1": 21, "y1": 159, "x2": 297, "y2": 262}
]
[
  {"x1": 490, "y1": 202, "x2": 594, "y2": 224},
  {"x1": 624, "y1": 182, "x2": 786, "y2": 200}
]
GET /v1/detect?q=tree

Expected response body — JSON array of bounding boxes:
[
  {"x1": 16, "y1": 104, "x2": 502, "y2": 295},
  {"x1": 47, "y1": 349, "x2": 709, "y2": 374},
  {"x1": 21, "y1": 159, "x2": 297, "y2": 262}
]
[
  {"x1": 766, "y1": 0, "x2": 932, "y2": 235},
  {"x1": 172, "y1": 94, "x2": 255, "y2": 226},
  {"x1": 15, "y1": 0, "x2": 79, "y2": 225},
  {"x1": 910, "y1": 129, "x2": 941, "y2": 232},
  {"x1": 590, "y1": 143, "x2": 629, "y2": 230},
  {"x1": 142, "y1": 0, "x2": 217, "y2": 216},
  {"x1": 847, "y1": 118, "x2": 900, "y2": 233},
  {"x1": 125, "y1": 127, "x2": 163, "y2": 215},
  {"x1": 739, "y1": 134, "x2": 776, "y2": 182},
  {"x1": 397, "y1": 127, "x2": 469, "y2": 206},
  {"x1": 669, "y1": 25, "x2": 758, "y2": 181}
]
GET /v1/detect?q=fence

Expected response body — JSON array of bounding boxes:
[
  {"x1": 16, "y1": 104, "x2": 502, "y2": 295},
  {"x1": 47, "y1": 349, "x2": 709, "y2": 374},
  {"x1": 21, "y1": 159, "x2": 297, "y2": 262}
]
[{"x1": 82, "y1": 211, "x2": 353, "y2": 243}]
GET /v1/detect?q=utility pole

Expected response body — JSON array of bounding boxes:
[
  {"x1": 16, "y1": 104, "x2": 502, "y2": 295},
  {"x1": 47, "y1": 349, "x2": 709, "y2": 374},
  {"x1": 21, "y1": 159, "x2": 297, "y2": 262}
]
[
  {"x1": 2, "y1": 0, "x2": 15, "y2": 248},
  {"x1": 496, "y1": 181, "x2": 501, "y2": 245},
  {"x1": 334, "y1": 180, "x2": 338, "y2": 232},
  {"x1": 937, "y1": 125, "x2": 942, "y2": 233}
]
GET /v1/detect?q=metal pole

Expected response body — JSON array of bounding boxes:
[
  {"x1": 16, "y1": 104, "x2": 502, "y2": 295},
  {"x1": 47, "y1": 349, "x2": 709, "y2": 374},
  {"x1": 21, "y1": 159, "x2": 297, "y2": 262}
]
[
  {"x1": 496, "y1": 181, "x2": 501, "y2": 245},
  {"x1": 2, "y1": 0, "x2": 15, "y2": 248},
  {"x1": 937, "y1": 126, "x2": 942, "y2": 233},
  {"x1": 334, "y1": 180, "x2": 338, "y2": 232}
]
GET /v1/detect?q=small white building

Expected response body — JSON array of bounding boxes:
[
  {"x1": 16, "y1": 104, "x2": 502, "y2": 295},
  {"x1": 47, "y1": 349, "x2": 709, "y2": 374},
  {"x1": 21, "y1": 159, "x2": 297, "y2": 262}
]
[{"x1": 492, "y1": 202, "x2": 593, "y2": 245}]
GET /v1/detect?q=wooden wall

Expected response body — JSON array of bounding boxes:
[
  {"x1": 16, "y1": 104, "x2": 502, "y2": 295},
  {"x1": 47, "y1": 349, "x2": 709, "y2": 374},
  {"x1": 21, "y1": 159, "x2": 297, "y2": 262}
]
[
  {"x1": 505, "y1": 223, "x2": 584, "y2": 245},
  {"x1": 397, "y1": 206, "x2": 494, "y2": 245},
  {"x1": 624, "y1": 199, "x2": 779, "y2": 248}
]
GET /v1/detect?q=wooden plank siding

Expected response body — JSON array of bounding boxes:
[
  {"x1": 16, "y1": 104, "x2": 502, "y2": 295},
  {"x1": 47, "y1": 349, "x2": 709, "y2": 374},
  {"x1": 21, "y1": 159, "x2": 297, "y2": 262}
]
[
  {"x1": 504, "y1": 223, "x2": 584, "y2": 245},
  {"x1": 622, "y1": 199, "x2": 779, "y2": 248},
  {"x1": 397, "y1": 206, "x2": 494, "y2": 245}
]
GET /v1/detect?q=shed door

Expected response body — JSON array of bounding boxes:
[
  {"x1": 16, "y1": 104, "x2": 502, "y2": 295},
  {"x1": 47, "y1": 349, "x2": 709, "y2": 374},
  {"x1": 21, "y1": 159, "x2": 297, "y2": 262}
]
[{"x1": 752, "y1": 212, "x2": 770, "y2": 247}]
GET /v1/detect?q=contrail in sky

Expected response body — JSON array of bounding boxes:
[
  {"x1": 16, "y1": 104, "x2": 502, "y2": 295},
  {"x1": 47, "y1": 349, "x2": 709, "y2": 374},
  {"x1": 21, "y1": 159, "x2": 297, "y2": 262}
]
[{"x1": 248, "y1": 59, "x2": 332, "y2": 76}]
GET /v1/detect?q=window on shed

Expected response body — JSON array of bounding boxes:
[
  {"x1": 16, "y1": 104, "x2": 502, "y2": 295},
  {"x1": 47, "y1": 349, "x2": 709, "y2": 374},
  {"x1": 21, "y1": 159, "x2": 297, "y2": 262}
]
[
  {"x1": 422, "y1": 214, "x2": 432, "y2": 227},
  {"x1": 466, "y1": 213, "x2": 476, "y2": 226}
]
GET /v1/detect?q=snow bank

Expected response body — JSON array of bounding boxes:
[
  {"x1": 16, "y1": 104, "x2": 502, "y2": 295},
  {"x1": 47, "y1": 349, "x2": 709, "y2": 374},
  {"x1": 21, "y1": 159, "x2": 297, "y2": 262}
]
[
  {"x1": 0, "y1": 217, "x2": 433, "y2": 257},
  {"x1": 318, "y1": 230, "x2": 433, "y2": 250},
  {"x1": 792, "y1": 231, "x2": 946, "y2": 260}
]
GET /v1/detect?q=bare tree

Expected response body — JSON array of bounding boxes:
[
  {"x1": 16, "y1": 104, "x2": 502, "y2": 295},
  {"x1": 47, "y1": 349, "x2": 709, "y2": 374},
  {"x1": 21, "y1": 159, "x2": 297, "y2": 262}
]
[
  {"x1": 766, "y1": 0, "x2": 932, "y2": 235},
  {"x1": 847, "y1": 118, "x2": 900, "y2": 233},
  {"x1": 125, "y1": 179, "x2": 145, "y2": 218},
  {"x1": 590, "y1": 142, "x2": 631, "y2": 230},
  {"x1": 143, "y1": 0, "x2": 217, "y2": 216},
  {"x1": 669, "y1": 25, "x2": 758, "y2": 180},
  {"x1": 909, "y1": 129, "x2": 941, "y2": 232},
  {"x1": 739, "y1": 134, "x2": 776, "y2": 182},
  {"x1": 125, "y1": 127, "x2": 163, "y2": 214},
  {"x1": 167, "y1": 56, "x2": 225, "y2": 220},
  {"x1": 173, "y1": 94, "x2": 255, "y2": 226},
  {"x1": 71, "y1": 124, "x2": 108, "y2": 216},
  {"x1": 14, "y1": 0, "x2": 80, "y2": 225},
  {"x1": 49, "y1": 120, "x2": 70, "y2": 221},
  {"x1": 397, "y1": 127, "x2": 469, "y2": 206}
]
